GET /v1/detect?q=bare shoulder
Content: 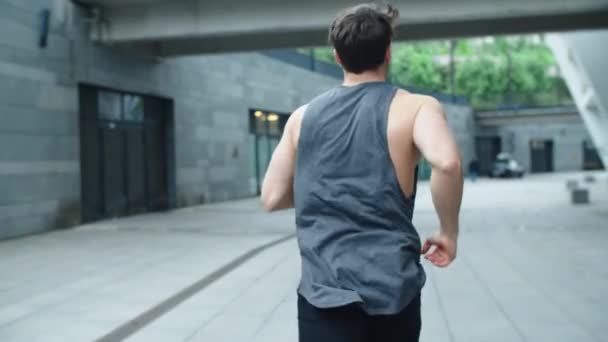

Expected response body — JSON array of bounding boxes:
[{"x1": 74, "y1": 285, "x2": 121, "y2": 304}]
[
  {"x1": 412, "y1": 94, "x2": 444, "y2": 117},
  {"x1": 391, "y1": 89, "x2": 412, "y2": 106},
  {"x1": 391, "y1": 90, "x2": 443, "y2": 117}
]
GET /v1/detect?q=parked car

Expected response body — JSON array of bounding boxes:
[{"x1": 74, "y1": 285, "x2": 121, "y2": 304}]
[{"x1": 490, "y1": 153, "x2": 524, "y2": 178}]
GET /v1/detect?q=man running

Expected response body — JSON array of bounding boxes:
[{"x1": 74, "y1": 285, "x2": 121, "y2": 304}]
[{"x1": 261, "y1": 3, "x2": 463, "y2": 341}]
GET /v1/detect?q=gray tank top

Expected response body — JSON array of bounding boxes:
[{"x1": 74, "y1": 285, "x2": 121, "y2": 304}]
[{"x1": 294, "y1": 81, "x2": 426, "y2": 315}]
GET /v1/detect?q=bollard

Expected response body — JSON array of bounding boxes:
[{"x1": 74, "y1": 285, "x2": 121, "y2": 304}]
[{"x1": 571, "y1": 188, "x2": 590, "y2": 204}]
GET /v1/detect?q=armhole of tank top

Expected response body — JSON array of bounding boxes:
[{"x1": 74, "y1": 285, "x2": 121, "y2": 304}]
[
  {"x1": 295, "y1": 103, "x2": 311, "y2": 152},
  {"x1": 383, "y1": 87, "x2": 416, "y2": 205},
  {"x1": 411, "y1": 165, "x2": 419, "y2": 213}
]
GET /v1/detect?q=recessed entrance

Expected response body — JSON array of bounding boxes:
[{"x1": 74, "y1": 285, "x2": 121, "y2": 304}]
[
  {"x1": 248, "y1": 109, "x2": 289, "y2": 195},
  {"x1": 530, "y1": 139, "x2": 554, "y2": 173},
  {"x1": 78, "y1": 84, "x2": 175, "y2": 223}
]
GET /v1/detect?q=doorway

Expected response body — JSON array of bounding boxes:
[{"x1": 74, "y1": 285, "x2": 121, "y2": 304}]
[
  {"x1": 476, "y1": 136, "x2": 502, "y2": 176},
  {"x1": 582, "y1": 139, "x2": 605, "y2": 170},
  {"x1": 530, "y1": 139, "x2": 554, "y2": 173},
  {"x1": 248, "y1": 109, "x2": 289, "y2": 195},
  {"x1": 78, "y1": 85, "x2": 175, "y2": 223}
]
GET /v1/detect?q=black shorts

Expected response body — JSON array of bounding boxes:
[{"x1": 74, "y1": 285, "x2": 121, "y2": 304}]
[{"x1": 298, "y1": 294, "x2": 421, "y2": 342}]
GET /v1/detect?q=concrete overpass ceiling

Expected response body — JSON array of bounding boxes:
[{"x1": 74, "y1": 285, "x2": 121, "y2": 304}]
[
  {"x1": 77, "y1": 0, "x2": 167, "y2": 6},
  {"x1": 75, "y1": 0, "x2": 608, "y2": 55},
  {"x1": 78, "y1": 0, "x2": 608, "y2": 10}
]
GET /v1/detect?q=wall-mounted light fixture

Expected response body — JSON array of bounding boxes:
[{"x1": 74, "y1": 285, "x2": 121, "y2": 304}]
[{"x1": 39, "y1": 8, "x2": 51, "y2": 48}]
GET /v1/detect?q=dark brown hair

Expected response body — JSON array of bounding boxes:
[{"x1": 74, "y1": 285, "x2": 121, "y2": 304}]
[{"x1": 329, "y1": 3, "x2": 399, "y2": 74}]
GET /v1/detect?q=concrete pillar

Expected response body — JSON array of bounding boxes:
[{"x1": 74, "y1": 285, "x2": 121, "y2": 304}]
[{"x1": 547, "y1": 31, "x2": 608, "y2": 169}]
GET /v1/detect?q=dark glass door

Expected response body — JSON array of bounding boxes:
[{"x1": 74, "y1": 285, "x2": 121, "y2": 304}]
[
  {"x1": 126, "y1": 127, "x2": 146, "y2": 214},
  {"x1": 530, "y1": 139, "x2": 554, "y2": 173},
  {"x1": 476, "y1": 136, "x2": 502, "y2": 176},
  {"x1": 102, "y1": 127, "x2": 127, "y2": 217},
  {"x1": 145, "y1": 122, "x2": 168, "y2": 211},
  {"x1": 583, "y1": 140, "x2": 605, "y2": 170},
  {"x1": 249, "y1": 110, "x2": 288, "y2": 195},
  {"x1": 79, "y1": 85, "x2": 174, "y2": 223}
]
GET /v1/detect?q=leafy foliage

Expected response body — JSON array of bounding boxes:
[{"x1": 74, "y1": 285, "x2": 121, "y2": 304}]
[
  {"x1": 309, "y1": 35, "x2": 572, "y2": 108},
  {"x1": 390, "y1": 44, "x2": 446, "y2": 92}
]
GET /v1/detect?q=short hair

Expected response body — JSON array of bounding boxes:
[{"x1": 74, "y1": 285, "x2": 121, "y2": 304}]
[{"x1": 329, "y1": 3, "x2": 399, "y2": 74}]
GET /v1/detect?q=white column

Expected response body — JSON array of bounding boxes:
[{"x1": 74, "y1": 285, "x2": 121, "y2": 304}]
[{"x1": 547, "y1": 31, "x2": 608, "y2": 169}]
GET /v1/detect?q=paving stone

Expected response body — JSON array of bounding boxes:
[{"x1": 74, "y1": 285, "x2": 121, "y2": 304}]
[{"x1": 0, "y1": 173, "x2": 606, "y2": 341}]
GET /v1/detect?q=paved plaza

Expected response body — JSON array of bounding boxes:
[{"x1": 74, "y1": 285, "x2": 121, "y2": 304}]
[{"x1": 0, "y1": 172, "x2": 607, "y2": 342}]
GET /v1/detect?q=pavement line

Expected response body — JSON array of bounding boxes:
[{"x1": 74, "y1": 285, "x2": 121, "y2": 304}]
[{"x1": 94, "y1": 233, "x2": 296, "y2": 342}]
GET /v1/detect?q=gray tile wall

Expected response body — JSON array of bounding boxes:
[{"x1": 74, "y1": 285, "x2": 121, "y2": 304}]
[
  {"x1": 496, "y1": 122, "x2": 591, "y2": 172},
  {"x1": 0, "y1": 1, "x2": 81, "y2": 239},
  {"x1": 444, "y1": 103, "x2": 477, "y2": 172},
  {"x1": 0, "y1": 1, "x2": 341, "y2": 239}
]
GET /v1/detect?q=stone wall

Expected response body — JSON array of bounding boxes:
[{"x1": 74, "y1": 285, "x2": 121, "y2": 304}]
[
  {"x1": 444, "y1": 103, "x2": 477, "y2": 174},
  {"x1": 0, "y1": 1, "x2": 338, "y2": 239}
]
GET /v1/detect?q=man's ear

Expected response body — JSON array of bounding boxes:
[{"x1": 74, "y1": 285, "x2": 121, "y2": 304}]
[
  {"x1": 333, "y1": 49, "x2": 343, "y2": 66},
  {"x1": 385, "y1": 45, "x2": 392, "y2": 64}
]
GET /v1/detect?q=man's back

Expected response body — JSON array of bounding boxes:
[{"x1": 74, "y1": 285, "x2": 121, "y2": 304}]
[
  {"x1": 289, "y1": 87, "x2": 443, "y2": 199},
  {"x1": 294, "y1": 82, "x2": 426, "y2": 315},
  {"x1": 260, "y1": 4, "x2": 462, "y2": 341}
]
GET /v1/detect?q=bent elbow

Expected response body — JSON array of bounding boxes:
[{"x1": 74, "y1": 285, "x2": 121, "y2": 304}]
[
  {"x1": 260, "y1": 191, "x2": 278, "y2": 212},
  {"x1": 438, "y1": 158, "x2": 462, "y2": 175}
]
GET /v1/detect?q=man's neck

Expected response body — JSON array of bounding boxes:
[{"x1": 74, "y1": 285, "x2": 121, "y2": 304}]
[{"x1": 342, "y1": 69, "x2": 387, "y2": 86}]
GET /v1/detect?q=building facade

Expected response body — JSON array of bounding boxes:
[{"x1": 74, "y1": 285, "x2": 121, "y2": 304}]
[
  {"x1": 1, "y1": 1, "x2": 598, "y2": 240},
  {"x1": 0, "y1": 2, "x2": 474, "y2": 239},
  {"x1": 475, "y1": 108, "x2": 602, "y2": 175},
  {"x1": 495, "y1": 122, "x2": 596, "y2": 173},
  {"x1": 1, "y1": 2, "x2": 343, "y2": 239}
]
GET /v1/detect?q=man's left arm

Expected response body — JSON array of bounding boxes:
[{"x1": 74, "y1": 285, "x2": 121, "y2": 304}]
[{"x1": 260, "y1": 106, "x2": 305, "y2": 211}]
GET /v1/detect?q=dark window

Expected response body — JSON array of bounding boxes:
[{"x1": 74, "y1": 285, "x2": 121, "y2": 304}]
[
  {"x1": 123, "y1": 95, "x2": 144, "y2": 122},
  {"x1": 250, "y1": 110, "x2": 289, "y2": 137},
  {"x1": 267, "y1": 113, "x2": 282, "y2": 136},
  {"x1": 253, "y1": 111, "x2": 267, "y2": 135},
  {"x1": 248, "y1": 109, "x2": 290, "y2": 195},
  {"x1": 98, "y1": 91, "x2": 122, "y2": 121},
  {"x1": 98, "y1": 92, "x2": 145, "y2": 122}
]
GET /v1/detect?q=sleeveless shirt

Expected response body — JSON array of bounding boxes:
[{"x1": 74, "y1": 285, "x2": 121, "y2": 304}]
[{"x1": 294, "y1": 81, "x2": 426, "y2": 315}]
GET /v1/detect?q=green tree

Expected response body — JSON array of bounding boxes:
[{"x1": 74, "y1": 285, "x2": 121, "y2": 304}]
[
  {"x1": 509, "y1": 45, "x2": 556, "y2": 104},
  {"x1": 306, "y1": 35, "x2": 571, "y2": 108},
  {"x1": 455, "y1": 55, "x2": 507, "y2": 107},
  {"x1": 455, "y1": 40, "x2": 472, "y2": 55},
  {"x1": 453, "y1": 37, "x2": 564, "y2": 107},
  {"x1": 390, "y1": 44, "x2": 446, "y2": 91},
  {"x1": 312, "y1": 47, "x2": 336, "y2": 65}
]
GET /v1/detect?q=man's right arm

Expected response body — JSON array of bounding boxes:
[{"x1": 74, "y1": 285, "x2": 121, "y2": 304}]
[{"x1": 412, "y1": 96, "x2": 463, "y2": 267}]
